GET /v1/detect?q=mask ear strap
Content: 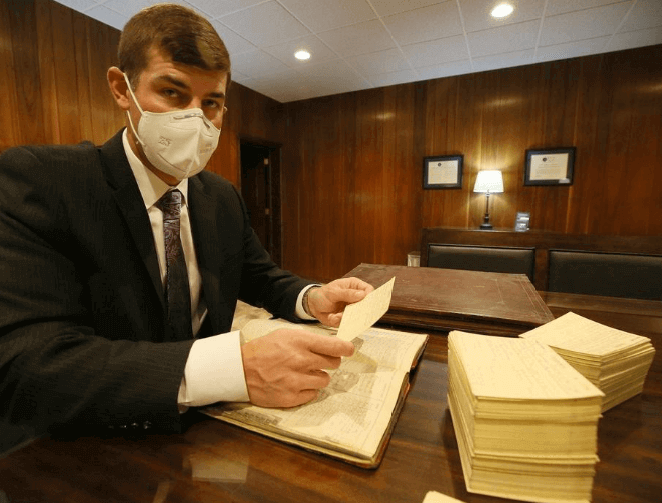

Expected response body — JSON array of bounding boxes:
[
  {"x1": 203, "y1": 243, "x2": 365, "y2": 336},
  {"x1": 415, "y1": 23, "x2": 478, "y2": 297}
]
[
  {"x1": 123, "y1": 73, "x2": 145, "y2": 114},
  {"x1": 122, "y1": 73, "x2": 146, "y2": 148}
]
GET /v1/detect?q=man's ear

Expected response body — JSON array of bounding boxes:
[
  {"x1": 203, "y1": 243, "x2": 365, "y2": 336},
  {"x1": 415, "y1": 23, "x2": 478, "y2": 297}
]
[{"x1": 107, "y1": 66, "x2": 131, "y2": 111}]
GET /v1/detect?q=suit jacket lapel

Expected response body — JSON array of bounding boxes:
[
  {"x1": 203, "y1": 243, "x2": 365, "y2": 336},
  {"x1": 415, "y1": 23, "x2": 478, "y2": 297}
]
[{"x1": 98, "y1": 130, "x2": 165, "y2": 310}]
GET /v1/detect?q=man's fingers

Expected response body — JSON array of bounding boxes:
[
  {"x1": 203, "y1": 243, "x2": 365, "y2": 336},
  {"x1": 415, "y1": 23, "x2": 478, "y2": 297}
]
[
  {"x1": 304, "y1": 369, "x2": 331, "y2": 389},
  {"x1": 303, "y1": 332, "x2": 354, "y2": 357},
  {"x1": 310, "y1": 354, "x2": 342, "y2": 370}
]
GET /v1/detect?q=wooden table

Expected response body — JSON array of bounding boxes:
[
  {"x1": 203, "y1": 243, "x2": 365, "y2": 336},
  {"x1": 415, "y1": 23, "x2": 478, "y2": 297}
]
[{"x1": 1, "y1": 293, "x2": 661, "y2": 503}]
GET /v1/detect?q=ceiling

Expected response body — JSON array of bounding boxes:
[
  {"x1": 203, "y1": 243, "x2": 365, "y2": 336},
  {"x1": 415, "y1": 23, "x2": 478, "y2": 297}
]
[{"x1": 54, "y1": 0, "x2": 662, "y2": 103}]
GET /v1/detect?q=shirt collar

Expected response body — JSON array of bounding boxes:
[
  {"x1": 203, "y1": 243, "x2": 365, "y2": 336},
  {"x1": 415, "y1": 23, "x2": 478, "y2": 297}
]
[{"x1": 121, "y1": 129, "x2": 189, "y2": 209}]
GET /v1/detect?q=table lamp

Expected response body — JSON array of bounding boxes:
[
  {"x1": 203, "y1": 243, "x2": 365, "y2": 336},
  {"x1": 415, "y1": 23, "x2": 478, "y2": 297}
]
[{"x1": 473, "y1": 170, "x2": 503, "y2": 230}]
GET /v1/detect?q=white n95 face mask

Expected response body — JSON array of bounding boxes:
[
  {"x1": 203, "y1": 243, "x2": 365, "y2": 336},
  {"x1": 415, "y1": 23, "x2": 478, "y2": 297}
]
[{"x1": 123, "y1": 73, "x2": 221, "y2": 181}]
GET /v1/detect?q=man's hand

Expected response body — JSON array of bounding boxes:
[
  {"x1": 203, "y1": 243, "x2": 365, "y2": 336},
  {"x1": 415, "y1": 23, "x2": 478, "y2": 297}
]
[
  {"x1": 306, "y1": 277, "x2": 374, "y2": 327},
  {"x1": 241, "y1": 328, "x2": 355, "y2": 408}
]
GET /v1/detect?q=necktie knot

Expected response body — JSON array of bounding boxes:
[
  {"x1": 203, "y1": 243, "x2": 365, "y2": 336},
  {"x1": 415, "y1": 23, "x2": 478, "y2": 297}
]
[{"x1": 156, "y1": 190, "x2": 182, "y2": 221}]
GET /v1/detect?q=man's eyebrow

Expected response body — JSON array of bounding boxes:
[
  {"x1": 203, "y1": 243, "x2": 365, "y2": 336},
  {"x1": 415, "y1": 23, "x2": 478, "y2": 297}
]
[
  {"x1": 155, "y1": 75, "x2": 189, "y2": 90},
  {"x1": 155, "y1": 75, "x2": 225, "y2": 99}
]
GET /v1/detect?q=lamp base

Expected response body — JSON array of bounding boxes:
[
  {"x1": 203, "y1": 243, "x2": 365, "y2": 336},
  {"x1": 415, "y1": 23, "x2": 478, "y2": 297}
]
[{"x1": 479, "y1": 223, "x2": 493, "y2": 230}]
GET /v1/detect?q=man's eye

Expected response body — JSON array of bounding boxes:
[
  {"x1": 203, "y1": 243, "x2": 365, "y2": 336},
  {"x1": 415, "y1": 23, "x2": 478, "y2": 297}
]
[
  {"x1": 163, "y1": 89, "x2": 179, "y2": 99},
  {"x1": 203, "y1": 100, "x2": 220, "y2": 109}
]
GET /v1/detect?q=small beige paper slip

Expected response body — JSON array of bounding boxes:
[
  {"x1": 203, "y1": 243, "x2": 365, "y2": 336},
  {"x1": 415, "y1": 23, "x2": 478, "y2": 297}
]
[
  {"x1": 336, "y1": 277, "x2": 395, "y2": 342},
  {"x1": 423, "y1": 491, "x2": 465, "y2": 502}
]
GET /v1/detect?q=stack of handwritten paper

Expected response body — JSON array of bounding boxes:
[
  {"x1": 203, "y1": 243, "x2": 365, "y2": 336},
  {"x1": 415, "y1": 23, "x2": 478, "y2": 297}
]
[
  {"x1": 520, "y1": 312, "x2": 656, "y2": 411},
  {"x1": 447, "y1": 331, "x2": 604, "y2": 503}
]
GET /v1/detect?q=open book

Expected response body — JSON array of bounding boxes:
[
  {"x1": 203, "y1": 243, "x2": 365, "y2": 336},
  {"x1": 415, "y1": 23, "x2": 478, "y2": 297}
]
[{"x1": 203, "y1": 315, "x2": 428, "y2": 468}]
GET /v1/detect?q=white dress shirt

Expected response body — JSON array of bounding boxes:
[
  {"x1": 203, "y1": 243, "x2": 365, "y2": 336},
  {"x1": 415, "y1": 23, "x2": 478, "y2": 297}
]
[{"x1": 121, "y1": 130, "x2": 313, "y2": 410}]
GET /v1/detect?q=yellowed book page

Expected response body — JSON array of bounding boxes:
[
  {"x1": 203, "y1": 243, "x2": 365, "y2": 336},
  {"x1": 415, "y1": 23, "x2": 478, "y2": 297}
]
[
  {"x1": 449, "y1": 331, "x2": 604, "y2": 400},
  {"x1": 336, "y1": 277, "x2": 395, "y2": 341},
  {"x1": 205, "y1": 361, "x2": 407, "y2": 459},
  {"x1": 423, "y1": 491, "x2": 466, "y2": 503},
  {"x1": 231, "y1": 300, "x2": 273, "y2": 331},
  {"x1": 520, "y1": 312, "x2": 653, "y2": 357}
]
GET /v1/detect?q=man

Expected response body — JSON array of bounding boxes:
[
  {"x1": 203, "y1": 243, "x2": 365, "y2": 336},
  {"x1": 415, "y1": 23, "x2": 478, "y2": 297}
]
[{"x1": 0, "y1": 4, "x2": 372, "y2": 441}]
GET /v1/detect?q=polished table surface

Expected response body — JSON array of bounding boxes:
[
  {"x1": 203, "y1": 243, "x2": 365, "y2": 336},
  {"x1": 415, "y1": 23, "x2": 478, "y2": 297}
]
[{"x1": 1, "y1": 292, "x2": 661, "y2": 503}]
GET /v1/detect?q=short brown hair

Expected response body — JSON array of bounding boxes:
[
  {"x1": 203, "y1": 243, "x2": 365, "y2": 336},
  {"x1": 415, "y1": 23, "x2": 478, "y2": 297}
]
[{"x1": 118, "y1": 3, "x2": 231, "y2": 87}]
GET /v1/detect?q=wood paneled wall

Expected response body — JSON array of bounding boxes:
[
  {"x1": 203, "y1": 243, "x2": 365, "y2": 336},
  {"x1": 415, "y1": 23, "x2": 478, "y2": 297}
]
[
  {"x1": 0, "y1": 0, "x2": 124, "y2": 150},
  {"x1": 281, "y1": 44, "x2": 662, "y2": 282}
]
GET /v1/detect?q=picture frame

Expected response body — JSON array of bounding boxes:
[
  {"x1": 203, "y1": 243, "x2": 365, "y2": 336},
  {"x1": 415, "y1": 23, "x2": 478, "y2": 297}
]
[
  {"x1": 524, "y1": 147, "x2": 576, "y2": 186},
  {"x1": 423, "y1": 155, "x2": 463, "y2": 189}
]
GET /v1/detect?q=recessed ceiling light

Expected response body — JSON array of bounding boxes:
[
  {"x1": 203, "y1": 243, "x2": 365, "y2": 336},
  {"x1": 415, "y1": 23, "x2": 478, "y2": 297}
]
[
  {"x1": 294, "y1": 50, "x2": 311, "y2": 61},
  {"x1": 491, "y1": 3, "x2": 514, "y2": 18}
]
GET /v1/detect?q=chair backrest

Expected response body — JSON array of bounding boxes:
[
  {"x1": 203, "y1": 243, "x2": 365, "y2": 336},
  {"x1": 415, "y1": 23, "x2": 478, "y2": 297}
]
[
  {"x1": 548, "y1": 250, "x2": 662, "y2": 300},
  {"x1": 427, "y1": 244, "x2": 535, "y2": 281}
]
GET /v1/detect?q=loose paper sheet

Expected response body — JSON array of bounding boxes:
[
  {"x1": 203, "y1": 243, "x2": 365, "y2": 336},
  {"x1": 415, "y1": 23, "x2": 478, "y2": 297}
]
[
  {"x1": 336, "y1": 277, "x2": 395, "y2": 342},
  {"x1": 423, "y1": 491, "x2": 465, "y2": 503}
]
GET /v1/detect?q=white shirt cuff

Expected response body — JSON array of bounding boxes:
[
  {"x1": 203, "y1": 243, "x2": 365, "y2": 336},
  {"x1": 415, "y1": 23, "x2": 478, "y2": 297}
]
[
  {"x1": 295, "y1": 284, "x2": 321, "y2": 320},
  {"x1": 177, "y1": 330, "x2": 250, "y2": 408}
]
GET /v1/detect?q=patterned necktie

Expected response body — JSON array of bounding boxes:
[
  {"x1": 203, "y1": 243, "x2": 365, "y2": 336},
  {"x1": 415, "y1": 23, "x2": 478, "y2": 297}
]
[{"x1": 156, "y1": 190, "x2": 192, "y2": 339}]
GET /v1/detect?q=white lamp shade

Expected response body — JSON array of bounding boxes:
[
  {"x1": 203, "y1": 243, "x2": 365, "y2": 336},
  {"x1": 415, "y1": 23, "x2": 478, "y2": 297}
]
[{"x1": 473, "y1": 170, "x2": 504, "y2": 193}]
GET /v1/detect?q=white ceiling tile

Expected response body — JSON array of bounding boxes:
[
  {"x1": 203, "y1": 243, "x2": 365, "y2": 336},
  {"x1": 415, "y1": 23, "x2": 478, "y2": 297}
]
[
  {"x1": 383, "y1": 2, "x2": 463, "y2": 46},
  {"x1": 402, "y1": 35, "x2": 469, "y2": 68},
  {"x1": 242, "y1": 68, "x2": 302, "y2": 98},
  {"x1": 194, "y1": 0, "x2": 266, "y2": 18},
  {"x1": 84, "y1": 4, "x2": 128, "y2": 29},
  {"x1": 231, "y1": 49, "x2": 292, "y2": 78},
  {"x1": 540, "y1": 2, "x2": 633, "y2": 46},
  {"x1": 262, "y1": 35, "x2": 338, "y2": 68},
  {"x1": 261, "y1": 87, "x2": 309, "y2": 103},
  {"x1": 369, "y1": 69, "x2": 419, "y2": 88},
  {"x1": 229, "y1": 69, "x2": 251, "y2": 83},
  {"x1": 545, "y1": 0, "x2": 632, "y2": 17},
  {"x1": 370, "y1": 0, "x2": 447, "y2": 18},
  {"x1": 278, "y1": 85, "x2": 326, "y2": 102},
  {"x1": 53, "y1": 0, "x2": 103, "y2": 11},
  {"x1": 219, "y1": 1, "x2": 310, "y2": 47},
  {"x1": 459, "y1": 0, "x2": 547, "y2": 33},
  {"x1": 536, "y1": 37, "x2": 610, "y2": 62},
  {"x1": 211, "y1": 22, "x2": 257, "y2": 55},
  {"x1": 295, "y1": 59, "x2": 368, "y2": 93},
  {"x1": 468, "y1": 20, "x2": 540, "y2": 58},
  {"x1": 99, "y1": 0, "x2": 152, "y2": 17},
  {"x1": 346, "y1": 48, "x2": 411, "y2": 75},
  {"x1": 619, "y1": 0, "x2": 662, "y2": 32},
  {"x1": 472, "y1": 49, "x2": 536, "y2": 72},
  {"x1": 317, "y1": 19, "x2": 396, "y2": 57},
  {"x1": 608, "y1": 27, "x2": 662, "y2": 52},
  {"x1": 415, "y1": 59, "x2": 473, "y2": 80},
  {"x1": 278, "y1": 0, "x2": 376, "y2": 32}
]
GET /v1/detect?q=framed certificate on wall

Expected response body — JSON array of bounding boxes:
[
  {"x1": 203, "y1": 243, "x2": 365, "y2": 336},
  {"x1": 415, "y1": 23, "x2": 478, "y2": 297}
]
[
  {"x1": 423, "y1": 155, "x2": 463, "y2": 189},
  {"x1": 524, "y1": 148, "x2": 576, "y2": 186}
]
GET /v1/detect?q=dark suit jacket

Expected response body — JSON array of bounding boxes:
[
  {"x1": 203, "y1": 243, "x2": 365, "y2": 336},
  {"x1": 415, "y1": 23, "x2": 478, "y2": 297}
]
[{"x1": 0, "y1": 129, "x2": 311, "y2": 437}]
